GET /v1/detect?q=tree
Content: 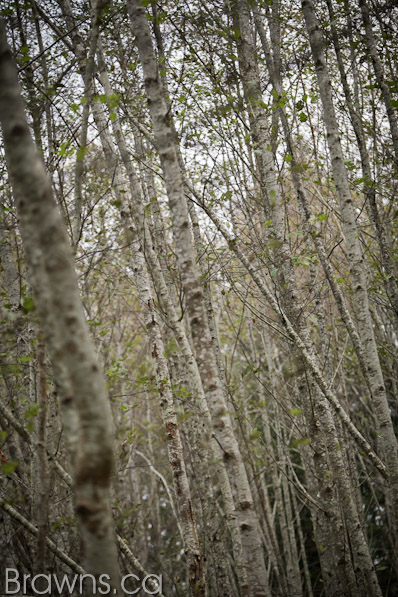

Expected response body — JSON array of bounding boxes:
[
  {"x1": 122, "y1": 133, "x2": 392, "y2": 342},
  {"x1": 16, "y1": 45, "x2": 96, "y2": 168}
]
[{"x1": 1, "y1": 1, "x2": 397, "y2": 595}]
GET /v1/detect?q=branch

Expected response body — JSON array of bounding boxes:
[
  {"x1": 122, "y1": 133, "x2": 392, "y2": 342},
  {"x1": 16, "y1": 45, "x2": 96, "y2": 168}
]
[{"x1": 0, "y1": 499, "x2": 85, "y2": 575}]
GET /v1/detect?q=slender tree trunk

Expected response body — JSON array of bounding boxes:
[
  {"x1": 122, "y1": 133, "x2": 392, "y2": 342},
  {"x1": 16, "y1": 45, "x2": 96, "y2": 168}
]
[
  {"x1": 231, "y1": 5, "x2": 383, "y2": 593},
  {"x1": 127, "y1": 2, "x2": 271, "y2": 595},
  {"x1": 326, "y1": 0, "x2": 398, "y2": 335},
  {"x1": 0, "y1": 500, "x2": 85, "y2": 574},
  {"x1": 86, "y1": 51, "x2": 206, "y2": 595},
  {"x1": 183, "y1": 170, "x2": 387, "y2": 479},
  {"x1": 358, "y1": 0, "x2": 398, "y2": 166},
  {"x1": 0, "y1": 22, "x2": 122, "y2": 593},
  {"x1": 0, "y1": 216, "x2": 20, "y2": 309},
  {"x1": 252, "y1": 2, "x2": 374, "y2": 398},
  {"x1": 302, "y1": 0, "x2": 398, "y2": 556},
  {"x1": 35, "y1": 333, "x2": 49, "y2": 577}
]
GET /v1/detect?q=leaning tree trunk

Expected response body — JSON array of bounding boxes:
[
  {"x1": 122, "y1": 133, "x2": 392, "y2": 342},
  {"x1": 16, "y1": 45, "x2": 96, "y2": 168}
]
[
  {"x1": 358, "y1": 0, "x2": 398, "y2": 166},
  {"x1": 326, "y1": 0, "x2": 398, "y2": 335},
  {"x1": 234, "y1": 4, "x2": 379, "y2": 594},
  {"x1": 0, "y1": 20, "x2": 121, "y2": 594},
  {"x1": 127, "y1": 2, "x2": 271, "y2": 595},
  {"x1": 91, "y1": 66, "x2": 206, "y2": 597},
  {"x1": 302, "y1": 0, "x2": 398, "y2": 557}
]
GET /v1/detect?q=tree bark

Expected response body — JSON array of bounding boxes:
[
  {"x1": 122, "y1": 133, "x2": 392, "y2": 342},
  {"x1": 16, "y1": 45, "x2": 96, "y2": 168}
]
[
  {"x1": 127, "y1": 2, "x2": 271, "y2": 595},
  {"x1": 302, "y1": 0, "x2": 398, "y2": 557},
  {"x1": 358, "y1": 0, "x2": 398, "y2": 166},
  {"x1": 0, "y1": 21, "x2": 121, "y2": 593}
]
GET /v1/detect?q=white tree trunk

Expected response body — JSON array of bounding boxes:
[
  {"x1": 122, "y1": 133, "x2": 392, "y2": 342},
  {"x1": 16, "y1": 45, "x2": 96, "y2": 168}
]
[
  {"x1": 127, "y1": 2, "x2": 271, "y2": 595},
  {"x1": 0, "y1": 22, "x2": 121, "y2": 593},
  {"x1": 302, "y1": 0, "x2": 398, "y2": 554}
]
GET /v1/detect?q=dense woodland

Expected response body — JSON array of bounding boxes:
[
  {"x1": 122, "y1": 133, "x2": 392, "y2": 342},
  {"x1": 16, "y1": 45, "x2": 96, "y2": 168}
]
[{"x1": 0, "y1": 0, "x2": 397, "y2": 595}]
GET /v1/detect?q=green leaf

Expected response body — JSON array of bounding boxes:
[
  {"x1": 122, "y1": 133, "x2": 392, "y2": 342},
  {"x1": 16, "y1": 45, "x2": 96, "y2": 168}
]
[
  {"x1": 107, "y1": 93, "x2": 120, "y2": 110},
  {"x1": 110, "y1": 112, "x2": 117, "y2": 121},
  {"x1": 18, "y1": 354, "x2": 33, "y2": 363},
  {"x1": 276, "y1": 97, "x2": 287, "y2": 108},
  {"x1": 221, "y1": 190, "x2": 232, "y2": 201},
  {"x1": 164, "y1": 337, "x2": 180, "y2": 357},
  {"x1": 25, "y1": 403, "x2": 40, "y2": 418},
  {"x1": 76, "y1": 145, "x2": 87, "y2": 161},
  {"x1": 21, "y1": 296, "x2": 34, "y2": 313},
  {"x1": 2, "y1": 460, "x2": 19, "y2": 474},
  {"x1": 290, "y1": 437, "x2": 311, "y2": 448},
  {"x1": 249, "y1": 427, "x2": 262, "y2": 440},
  {"x1": 57, "y1": 141, "x2": 73, "y2": 158},
  {"x1": 268, "y1": 238, "x2": 283, "y2": 249},
  {"x1": 292, "y1": 163, "x2": 306, "y2": 173}
]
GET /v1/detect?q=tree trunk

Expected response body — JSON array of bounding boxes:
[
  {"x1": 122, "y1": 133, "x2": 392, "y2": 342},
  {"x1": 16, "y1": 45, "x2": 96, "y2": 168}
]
[
  {"x1": 302, "y1": 0, "x2": 398, "y2": 557},
  {"x1": 127, "y1": 2, "x2": 271, "y2": 595},
  {"x1": 0, "y1": 22, "x2": 122, "y2": 593}
]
